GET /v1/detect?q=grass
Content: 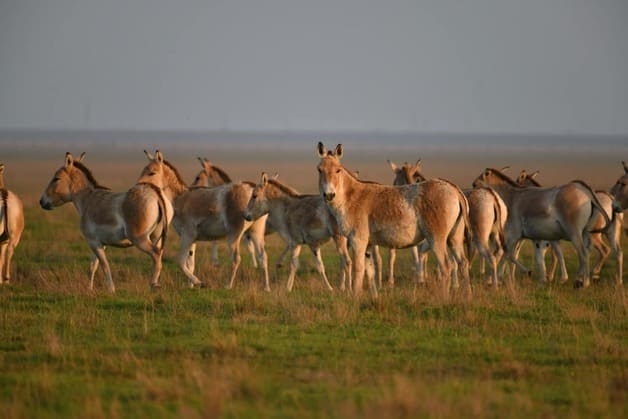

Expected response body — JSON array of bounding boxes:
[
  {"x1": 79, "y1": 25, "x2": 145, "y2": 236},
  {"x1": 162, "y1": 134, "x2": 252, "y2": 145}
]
[{"x1": 0, "y1": 158, "x2": 626, "y2": 418}]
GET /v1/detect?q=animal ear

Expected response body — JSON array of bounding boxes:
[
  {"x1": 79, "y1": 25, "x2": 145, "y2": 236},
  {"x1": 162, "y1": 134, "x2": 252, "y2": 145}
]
[
  {"x1": 387, "y1": 160, "x2": 398, "y2": 172},
  {"x1": 154, "y1": 150, "x2": 164, "y2": 163},
  {"x1": 144, "y1": 150, "x2": 154, "y2": 160},
  {"x1": 65, "y1": 152, "x2": 74, "y2": 168},
  {"x1": 317, "y1": 142, "x2": 327, "y2": 158},
  {"x1": 271, "y1": 172, "x2": 279, "y2": 180},
  {"x1": 413, "y1": 159, "x2": 422, "y2": 170},
  {"x1": 500, "y1": 166, "x2": 510, "y2": 172},
  {"x1": 77, "y1": 152, "x2": 86, "y2": 162},
  {"x1": 334, "y1": 144, "x2": 343, "y2": 159},
  {"x1": 0, "y1": 164, "x2": 4, "y2": 174},
  {"x1": 201, "y1": 158, "x2": 211, "y2": 173},
  {"x1": 529, "y1": 170, "x2": 539, "y2": 179},
  {"x1": 623, "y1": 161, "x2": 628, "y2": 174},
  {"x1": 260, "y1": 172, "x2": 268, "y2": 186}
]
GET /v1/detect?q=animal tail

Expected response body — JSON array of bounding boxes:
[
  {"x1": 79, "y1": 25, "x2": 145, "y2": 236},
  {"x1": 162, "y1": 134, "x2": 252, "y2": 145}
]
[
  {"x1": 138, "y1": 182, "x2": 169, "y2": 251},
  {"x1": 484, "y1": 186, "x2": 506, "y2": 251},
  {"x1": 571, "y1": 180, "x2": 612, "y2": 234},
  {"x1": 440, "y1": 179, "x2": 473, "y2": 248},
  {"x1": 0, "y1": 189, "x2": 9, "y2": 243}
]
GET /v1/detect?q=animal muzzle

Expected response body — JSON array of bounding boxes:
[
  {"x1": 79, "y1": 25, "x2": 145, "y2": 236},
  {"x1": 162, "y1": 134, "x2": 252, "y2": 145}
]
[
  {"x1": 39, "y1": 197, "x2": 53, "y2": 210},
  {"x1": 612, "y1": 199, "x2": 623, "y2": 214},
  {"x1": 323, "y1": 192, "x2": 335, "y2": 202},
  {"x1": 243, "y1": 213, "x2": 252, "y2": 222}
]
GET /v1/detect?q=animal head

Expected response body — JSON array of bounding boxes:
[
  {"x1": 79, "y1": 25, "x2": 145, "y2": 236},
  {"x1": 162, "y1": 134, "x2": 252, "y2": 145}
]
[
  {"x1": 191, "y1": 157, "x2": 232, "y2": 187},
  {"x1": 316, "y1": 142, "x2": 345, "y2": 202},
  {"x1": 137, "y1": 150, "x2": 166, "y2": 188},
  {"x1": 39, "y1": 152, "x2": 88, "y2": 210},
  {"x1": 610, "y1": 161, "x2": 628, "y2": 212},
  {"x1": 516, "y1": 169, "x2": 541, "y2": 187},
  {"x1": 243, "y1": 172, "x2": 270, "y2": 221},
  {"x1": 472, "y1": 167, "x2": 517, "y2": 189},
  {"x1": 388, "y1": 159, "x2": 425, "y2": 185}
]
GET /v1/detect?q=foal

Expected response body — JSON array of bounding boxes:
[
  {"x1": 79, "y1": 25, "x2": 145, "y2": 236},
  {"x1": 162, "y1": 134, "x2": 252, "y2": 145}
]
[
  {"x1": 0, "y1": 164, "x2": 24, "y2": 284},
  {"x1": 243, "y1": 172, "x2": 352, "y2": 291},
  {"x1": 317, "y1": 143, "x2": 470, "y2": 296},
  {"x1": 40, "y1": 153, "x2": 169, "y2": 292}
]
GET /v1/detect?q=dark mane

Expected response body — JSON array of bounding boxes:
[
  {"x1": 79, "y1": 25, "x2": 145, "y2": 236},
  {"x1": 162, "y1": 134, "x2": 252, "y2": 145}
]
[
  {"x1": 342, "y1": 167, "x2": 381, "y2": 185},
  {"x1": 163, "y1": 160, "x2": 188, "y2": 188},
  {"x1": 74, "y1": 162, "x2": 111, "y2": 190},
  {"x1": 520, "y1": 172, "x2": 542, "y2": 187},
  {"x1": 267, "y1": 179, "x2": 300, "y2": 197},
  {"x1": 486, "y1": 168, "x2": 520, "y2": 187},
  {"x1": 210, "y1": 165, "x2": 232, "y2": 183}
]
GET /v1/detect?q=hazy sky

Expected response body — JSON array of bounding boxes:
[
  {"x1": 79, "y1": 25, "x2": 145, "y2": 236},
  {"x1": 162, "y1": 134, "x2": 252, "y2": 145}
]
[{"x1": 1, "y1": 0, "x2": 627, "y2": 135}]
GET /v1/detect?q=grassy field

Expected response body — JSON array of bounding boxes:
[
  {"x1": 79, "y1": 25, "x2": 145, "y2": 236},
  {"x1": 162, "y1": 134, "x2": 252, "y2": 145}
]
[{"x1": 0, "y1": 149, "x2": 626, "y2": 418}]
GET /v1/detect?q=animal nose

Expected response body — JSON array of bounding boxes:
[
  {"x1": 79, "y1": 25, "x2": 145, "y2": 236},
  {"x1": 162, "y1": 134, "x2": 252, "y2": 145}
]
[
  {"x1": 323, "y1": 192, "x2": 335, "y2": 202},
  {"x1": 243, "y1": 213, "x2": 252, "y2": 222},
  {"x1": 39, "y1": 198, "x2": 52, "y2": 210}
]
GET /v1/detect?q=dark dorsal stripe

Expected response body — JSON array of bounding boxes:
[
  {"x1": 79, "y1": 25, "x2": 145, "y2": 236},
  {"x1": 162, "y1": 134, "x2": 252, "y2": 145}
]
[{"x1": 74, "y1": 162, "x2": 111, "y2": 190}]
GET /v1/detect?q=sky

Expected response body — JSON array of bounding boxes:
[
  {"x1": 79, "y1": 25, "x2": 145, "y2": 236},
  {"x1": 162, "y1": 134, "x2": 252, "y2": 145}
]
[{"x1": 1, "y1": 0, "x2": 627, "y2": 136}]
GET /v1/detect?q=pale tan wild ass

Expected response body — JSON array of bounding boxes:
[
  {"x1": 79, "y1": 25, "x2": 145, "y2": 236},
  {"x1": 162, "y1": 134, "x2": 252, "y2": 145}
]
[
  {"x1": 317, "y1": 143, "x2": 471, "y2": 296},
  {"x1": 243, "y1": 172, "x2": 352, "y2": 291},
  {"x1": 39, "y1": 153, "x2": 169, "y2": 292},
  {"x1": 518, "y1": 169, "x2": 623, "y2": 284},
  {"x1": 190, "y1": 157, "x2": 262, "y2": 268},
  {"x1": 472, "y1": 168, "x2": 611, "y2": 288},
  {"x1": 137, "y1": 151, "x2": 270, "y2": 290},
  {"x1": 0, "y1": 164, "x2": 24, "y2": 284},
  {"x1": 386, "y1": 160, "x2": 471, "y2": 289}
]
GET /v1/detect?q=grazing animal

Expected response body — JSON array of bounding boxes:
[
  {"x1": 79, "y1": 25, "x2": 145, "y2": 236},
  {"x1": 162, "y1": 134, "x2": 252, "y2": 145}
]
[
  {"x1": 387, "y1": 160, "x2": 471, "y2": 290},
  {"x1": 0, "y1": 164, "x2": 24, "y2": 284},
  {"x1": 190, "y1": 157, "x2": 261, "y2": 268},
  {"x1": 317, "y1": 143, "x2": 470, "y2": 297},
  {"x1": 137, "y1": 151, "x2": 270, "y2": 291},
  {"x1": 243, "y1": 172, "x2": 352, "y2": 291},
  {"x1": 472, "y1": 167, "x2": 611, "y2": 288},
  {"x1": 39, "y1": 153, "x2": 169, "y2": 292}
]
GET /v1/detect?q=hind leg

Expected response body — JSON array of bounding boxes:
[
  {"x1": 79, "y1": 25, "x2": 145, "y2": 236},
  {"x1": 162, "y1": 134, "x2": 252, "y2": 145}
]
[
  {"x1": 210, "y1": 241, "x2": 220, "y2": 266},
  {"x1": 133, "y1": 237, "x2": 163, "y2": 289},
  {"x1": 311, "y1": 246, "x2": 334, "y2": 291},
  {"x1": 0, "y1": 242, "x2": 7, "y2": 284},
  {"x1": 387, "y1": 248, "x2": 396, "y2": 286},
  {"x1": 88, "y1": 253, "x2": 99, "y2": 290},
  {"x1": 244, "y1": 233, "x2": 259, "y2": 269},
  {"x1": 177, "y1": 236, "x2": 202, "y2": 288},
  {"x1": 589, "y1": 234, "x2": 610, "y2": 280},
  {"x1": 89, "y1": 244, "x2": 115, "y2": 293},
  {"x1": 333, "y1": 234, "x2": 352, "y2": 291}
]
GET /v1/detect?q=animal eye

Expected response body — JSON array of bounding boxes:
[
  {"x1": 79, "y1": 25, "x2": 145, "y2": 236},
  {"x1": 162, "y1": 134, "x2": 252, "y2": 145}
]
[
  {"x1": 336, "y1": 169, "x2": 341, "y2": 174},
  {"x1": 317, "y1": 168, "x2": 322, "y2": 173},
  {"x1": 252, "y1": 194, "x2": 258, "y2": 199}
]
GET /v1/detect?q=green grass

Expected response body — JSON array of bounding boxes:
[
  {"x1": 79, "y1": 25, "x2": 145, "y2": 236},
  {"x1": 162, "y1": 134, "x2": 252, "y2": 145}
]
[{"x1": 0, "y1": 206, "x2": 626, "y2": 418}]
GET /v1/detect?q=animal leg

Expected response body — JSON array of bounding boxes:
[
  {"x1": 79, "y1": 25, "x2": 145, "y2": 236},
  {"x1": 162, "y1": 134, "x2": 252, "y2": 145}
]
[
  {"x1": 311, "y1": 246, "x2": 333, "y2": 291},
  {"x1": 351, "y1": 240, "x2": 374, "y2": 297},
  {"x1": 276, "y1": 245, "x2": 289, "y2": 269},
  {"x1": 590, "y1": 234, "x2": 610, "y2": 280},
  {"x1": 250, "y1": 235, "x2": 270, "y2": 292},
  {"x1": 0, "y1": 242, "x2": 7, "y2": 284},
  {"x1": 607, "y1": 213, "x2": 623, "y2": 284},
  {"x1": 333, "y1": 234, "x2": 352, "y2": 292},
  {"x1": 177, "y1": 237, "x2": 202, "y2": 288},
  {"x1": 225, "y1": 235, "x2": 243, "y2": 290},
  {"x1": 245, "y1": 233, "x2": 259, "y2": 269},
  {"x1": 568, "y1": 233, "x2": 591, "y2": 288},
  {"x1": 372, "y1": 245, "x2": 383, "y2": 289},
  {"x1": 416, "y1": 240, "x2": 430, "y2": 284},
  {"x1": 533, "y1": 242, "x2": 549, "y2": 285},
  {"x1": 430, "y1": 238, "x2": 452, "y2": 296},
  {"x1": 548, "y1": 241, "x2": 568, "y2": 283},
  {"x1": 88, "y1": 253, "x2": 99, "y2": 290},
  {"x1": 133, "y1": 237, "x2": 163, "y2": 289},
  {"x1": 286, "y1": 245, "x2": 302, "y2": 291},
  {"x1": 90, "y1": 245, "x2": 115, "y2": 293},
  {"x1": 387, "y1": 248, "x2": 396, "y2": 286},
  {"x1": 210, "y1": 241, "x2": 220, "y2": 266}
]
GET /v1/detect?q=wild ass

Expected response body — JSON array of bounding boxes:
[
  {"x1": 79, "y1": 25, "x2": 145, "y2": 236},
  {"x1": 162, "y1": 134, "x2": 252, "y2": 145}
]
[
  {"x1": 243, "y1": 172, "x2": 352, "y2": 291},
  {"x1": 0, "y1": 164, "x2": 24, "y2": 284},
  {"x1": 472, "y1": 168, "x2": 611, "y2": 288},
  {"x1": 40, "y1": 153, "x2": 169, "y2": 292},
  {"x1": 610, "y1": 161, "x2": 628, "y2": 212},
  {"x1": 386, "y1": 160, "x2": 471, "y2": 289},
  {"x1": 518, "y1": 169, "x2": 622, "y2": 284},
  {"x1": 137, "y1": 151, "x2": 270, "y2": 290},
  {"x1": 317, "y1": 143, "x2": 471, "y2": 297},
  {"x1": 190, "y1": 157, "x2": 261, "y2": 268}
]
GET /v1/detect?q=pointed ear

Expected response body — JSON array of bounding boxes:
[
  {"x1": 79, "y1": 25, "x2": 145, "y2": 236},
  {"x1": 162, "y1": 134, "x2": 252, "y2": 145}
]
[
  {"x1": 334, "y1": 144, "x2": 343, "y2": 159},
  {"x1": 154, "y1": 150, "x2": 164, "y2": 164},
  {"x1": 77, "y1": 152, "x2": 86, "y2": 162},
  {"x1": 0, "y1": 164, "x2": 5, "y2": 175},
  {"x1": 65, "y1": 152, "x2": 74, "y2": 168},
  {"x1": 144, "y1": 150, "x2": 154, "y2": 160},
  {"x1": 529, "y1": 170, "x2": 539, "y2": 179},
  {"x1": 260, "y1": 172, "x2": 268, "y2": 186},
  {"x1": 317, "y1": 142, "x2": 327, "y2": 158},
  {"x1": 271, "y1": 172, "x2": 279, "y2": 180},
  {"x1": 387, "y1": 160, "x2": 398, "y2": 172},
  {"x1": 200, "y1": 158, "x2": 211, "y2": 173},
  {"x1": 413, "y1": 159, "x2": 422, "y2": 171},
  {"x1": 500, "y1": 166, "x2": 510, "y2": 172},
  {"x1": 623, "y1": 161, "x2": 628, "y2": 174}
]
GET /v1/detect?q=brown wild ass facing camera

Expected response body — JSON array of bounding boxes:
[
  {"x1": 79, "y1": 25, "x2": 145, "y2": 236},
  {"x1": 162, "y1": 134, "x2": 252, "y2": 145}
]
[
  {"x1": 243, "y1": 172, "x2": 352, "y2": 291},
  {"x1": 317, "y1": 143, "x2": 471, "y2": 297},
  {"x1": 137, "y1": 151, "x2": 270, "y2": 291},
  {"x1": 0, "y1": 164, "x2": 24, "y2": 284},
  {"x1": 386, "y1": 160, "x2": 471, "y2": 290},
  {"x1": 472, "y1": 168, "x2": 611, "y2": 288},
  {"x1": 39, "y1": 153, "x2": 169, "y2": 292},
  {"x1": 518, "y1": 169, "x2": 623, "y2": 285},
  {"x1": 190, "y1": 157, "x2": 262, "y2": 268}
]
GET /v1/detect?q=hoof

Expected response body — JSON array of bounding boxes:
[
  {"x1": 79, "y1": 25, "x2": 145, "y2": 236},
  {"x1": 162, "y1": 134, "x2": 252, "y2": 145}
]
[
  {"x1": 573, "y1": 280, "x2": 585, "y2": 289},
  {"x1": 150, "y1": 283, "x2": 161, "y2": 290}
]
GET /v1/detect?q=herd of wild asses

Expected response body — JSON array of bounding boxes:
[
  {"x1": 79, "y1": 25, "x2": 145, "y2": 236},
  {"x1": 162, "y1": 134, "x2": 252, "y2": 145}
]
[{"x1": 1, "y1": 143, "x2": 626, "y2": 296}]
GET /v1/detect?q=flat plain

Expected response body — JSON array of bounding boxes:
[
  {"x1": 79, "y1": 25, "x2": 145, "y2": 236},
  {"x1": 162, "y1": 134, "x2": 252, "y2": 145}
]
[{"x1": 0, "y1": 139, "x2": 626, "y2": 418}]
